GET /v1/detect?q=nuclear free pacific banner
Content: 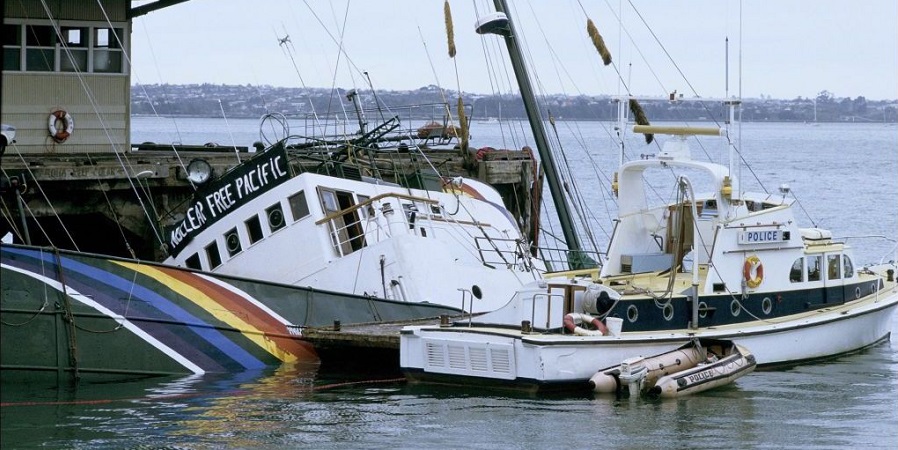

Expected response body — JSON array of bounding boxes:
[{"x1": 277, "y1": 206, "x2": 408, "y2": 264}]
[{"x1": 167, "y1": 144, "x2": 290, "y2": 257}]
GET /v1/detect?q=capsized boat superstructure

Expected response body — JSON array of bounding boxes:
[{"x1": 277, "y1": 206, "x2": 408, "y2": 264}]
[{"x1": 162, "y1": 141, "x2": 545, "y2": 314}]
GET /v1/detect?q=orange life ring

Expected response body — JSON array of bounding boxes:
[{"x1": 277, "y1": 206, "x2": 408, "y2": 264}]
[
  {"x1": 743, "y1": 255, "x2": 763, "y2": 289},
  {"x1": 563, "y1": 312, "x2": 609, "y2": 336},
  {"x1": 48, "y1": 110, "x2": 74, "y2": 143}
]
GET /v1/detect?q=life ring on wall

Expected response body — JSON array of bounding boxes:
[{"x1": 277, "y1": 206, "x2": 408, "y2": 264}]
[
  {"x1": 743, "y1": 255, "x2": 764, "y2": 289},
  {"x1": 563, "y1": 312, "x2": 608, "y2": 336},
  {"x1": 48, "y1": 110, "x2": 74, "y2": 143}
]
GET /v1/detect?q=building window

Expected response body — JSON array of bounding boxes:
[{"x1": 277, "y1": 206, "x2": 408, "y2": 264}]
[
  {"x1": 60, "y1": 26, "x2": 88, "y2": 72},
  {"x1": 2, "y1": 24, "x2": 22, "y2": 70},
  {"x1": 288, "y1": 191, "x2": 309, "y2": 221},
  {"x1": 205, "y1": 242, "x2": 222, "y2": 269},
  {"x1": 2, "y1": 21, "x2": 127, "y2": 74},
  {"x1": 92, "y1": 27, "x2": 122, "y2": 73},
  {"x1": 25, "y1": 24, "x2": 55, "y2": 72},
  {"x1": 245, "y1": 215, "x2": 264, "y2": 244}
]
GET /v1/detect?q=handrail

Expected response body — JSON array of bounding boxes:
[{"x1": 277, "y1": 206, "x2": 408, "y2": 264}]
[{"x1": 315, "y1": 192, "x2": 440, "y2": 225}]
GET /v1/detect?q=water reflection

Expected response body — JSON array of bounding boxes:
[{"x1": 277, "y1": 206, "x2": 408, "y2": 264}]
[{"x1": 1, "y1": 333, "x2": 895, "y2": 449}]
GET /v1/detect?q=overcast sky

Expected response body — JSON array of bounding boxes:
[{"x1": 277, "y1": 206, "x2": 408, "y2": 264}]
[{"x1": 130, "y1": 0, "x2": 898, "y2": 101}]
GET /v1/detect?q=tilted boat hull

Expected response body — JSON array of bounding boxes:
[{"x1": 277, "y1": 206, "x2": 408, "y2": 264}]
[{"x1": 1, "y1": 244, "x2": 459, "y2": 381}]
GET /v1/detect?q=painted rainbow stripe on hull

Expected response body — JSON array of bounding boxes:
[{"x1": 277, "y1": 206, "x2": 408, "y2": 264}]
[{"x1": 1, "y1": 246, "x2": 316, "y2": 375}]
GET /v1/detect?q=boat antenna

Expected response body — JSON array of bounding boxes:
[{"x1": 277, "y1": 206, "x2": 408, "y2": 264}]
[{"x1": 479, "y1": 0, "x2": 589, "y2": 267}]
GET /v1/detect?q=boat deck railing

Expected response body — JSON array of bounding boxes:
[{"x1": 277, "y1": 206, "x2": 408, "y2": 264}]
[
  {"x1": 316, "y1": 192, "x2": 517, "y2": 265},
  {"x1": 282, "y1": 102, "x2": 471, "y2": 150}
]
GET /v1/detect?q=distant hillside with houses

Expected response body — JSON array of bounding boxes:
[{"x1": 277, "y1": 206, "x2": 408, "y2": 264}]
[{"x1": 131, "y1": 84, "x2": 897, "y2": 124}]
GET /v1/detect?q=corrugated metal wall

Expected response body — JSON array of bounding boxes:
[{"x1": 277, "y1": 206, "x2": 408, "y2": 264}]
[
  {"x1": 4, "y1": 0, "x2": 127, "y2": 22},
  {"x1": 2, "y1": 74, "x2": 130, "y2": 154},
  {"x1": 2, "y1": 0, "x2": 131, "y2": 154}
]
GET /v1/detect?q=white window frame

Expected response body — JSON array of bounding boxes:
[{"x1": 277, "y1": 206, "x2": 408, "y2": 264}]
[{"x1": 2, "y1": 18, "x2": 129, "y2": 75}]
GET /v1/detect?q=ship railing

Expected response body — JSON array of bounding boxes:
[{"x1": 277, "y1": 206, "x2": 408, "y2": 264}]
[
  {"x1": 315, "y1": 192, "x2": 506, "y2": 260},
  {"x1": 291, "y1": 102, "x2": 471, "y2": 148}
]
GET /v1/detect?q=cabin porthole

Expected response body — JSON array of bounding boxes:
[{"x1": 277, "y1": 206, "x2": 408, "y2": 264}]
[
  {"x1": 225, "y1": 232, "x2": 240, "y2": 254},
  {"x1": 870, "y1": 282, "x2": 877, "y2": 294},
  {"x1": 855, "y1": 287, "x2": 862, "y2": 299},
  {"x1": 662, "y1": 303, "x2": 674, "y2": 321},
  {"x1": 698, "y1": 301, "x2": 708, "y2": 319},
  {"x1": 730, "y1": 300, "x2": 741, "y2": 317},
  {"x1": 761, "y1": 297, "x2": 772, "y2": 315},
  {"x1": 627, "y1": 305, "x2": 639, "y2": 323}
]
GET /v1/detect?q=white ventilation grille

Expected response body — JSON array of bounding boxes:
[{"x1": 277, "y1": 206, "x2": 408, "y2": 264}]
[
  {"x1": 425, "y1": 342, "x2": 446, "y2": 368},
  {"x1": 421, "y1": 338, "x2": 515, "y2": 380}
]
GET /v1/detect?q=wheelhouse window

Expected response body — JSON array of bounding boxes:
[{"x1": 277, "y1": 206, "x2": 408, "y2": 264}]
[
  {"x1": 288, "y1": 191, "x2": 310, "y2": 221},
  {"x1": 842, "y1": 255, "x2": 855, "y2": 279},
  {"x1": 807, "y1": 255, "x2": 822, "y2": 282},
  {"x1": 185, "y1": 253, "x2": 202, "y2": 270},
  {"x1": 245, "y1": 215, "x2": 264, "y2": 244},
  {"x1": 205, "y1": 242, "x2": 222, "y2": 269},
  {"x1": 789, "y1": 257, "x2": 804, "y2": 282},
  {"x1": 827, "y1": 254, "x2": 841, "y2": 280}
]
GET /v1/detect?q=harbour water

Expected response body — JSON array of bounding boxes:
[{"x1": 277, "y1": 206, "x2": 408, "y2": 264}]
[{"x1": 2, "y1": 119, "x2": 896, "y2": 449}]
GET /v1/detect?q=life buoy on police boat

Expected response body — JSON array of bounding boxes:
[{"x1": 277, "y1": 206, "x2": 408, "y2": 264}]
[
  {"x1": 563, "y1": 312, "x2": 608, "y2": 336},
  {"x1": 48, "y1": 110, "x2": 74, "y2": 143},
  {"x1": 743, "y1": 255, "x2": 764, "y2": 289}
]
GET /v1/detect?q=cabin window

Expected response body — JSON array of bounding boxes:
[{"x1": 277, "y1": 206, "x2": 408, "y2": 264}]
[
  {"x1": 843, "y1": 255, "x2": 855, "y2": 279},
  {"x1": 185, "y1": 253, "x2": 202, "y2": 270},
  {"x1": 356, "y1": 195, "x2": 370, "y2": 218},
  {"x1": 288, "y1": 191, "x2": 310, "y2": 221},
  {"x1": 827, "y1": 254, "x2": 841, "y2": 280},
  {"x1": 245, "y1": 215, "x2": 264, "y2": 244},
  {"x1": 318, "y1": 188, "x2": 365, "y2": 255},
  {"x1": 225, "y1": 227, "x2": 242, "y2": 257},
  {"x1": 205, "y1": 242, "x2": 222, "y2": 269},
  {"x1": 266, "y1": 203, "x2": 286, "y2": 232},
  {"x1": 789, "y1": 257, "x2": 804, "y2": 282},
  {"x1": 807, "y1": 255, "x2": 822, "y2": 282}
]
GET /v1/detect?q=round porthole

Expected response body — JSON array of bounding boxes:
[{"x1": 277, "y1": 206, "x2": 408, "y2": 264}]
[
  {"x1": 762, "y1": 297, "x2": 772, "y2": 315},
  {"x1": 663, "y1": 303, "x2": 674, "y2": 321},
  {"x1": 226, "y1": 232, "x2": 240, "y2": 253},
  {"x1": 627, "y1": 305, "x2": 639, "y2": 323},
  {"x1": 855, "y1": 287, "x2": 862, "y2": 299},
  {"x1": 730, "y1": 300, "x2": 741, "y2": 317},
  {"x1": 698, "y1": 301, "x2": 709, "y2": 319},
  {"x1": 870, "y1": 283, "x2": 877, "y2": 293},
  {"x1": 268, "y1": 208, "x2": 285, "y2": 229}
]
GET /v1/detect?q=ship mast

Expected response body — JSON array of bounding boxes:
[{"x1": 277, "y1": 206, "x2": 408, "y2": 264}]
[{"x1": 477, "y1": 0, "x2": 587, "y2": 266}]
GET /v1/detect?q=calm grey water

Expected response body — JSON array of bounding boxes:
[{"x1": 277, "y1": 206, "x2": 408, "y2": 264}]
[{"x1": 2, "y1": 119, "x2": 896, "y2": 449}]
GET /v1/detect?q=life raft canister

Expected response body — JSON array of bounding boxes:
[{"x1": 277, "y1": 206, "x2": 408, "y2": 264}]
[
  {"x1": 48, "y1": 110, "x2": 74, "y2": 143},
  {"x1": 743, "y1": 255, "x2": 764, "y2": 289}
]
